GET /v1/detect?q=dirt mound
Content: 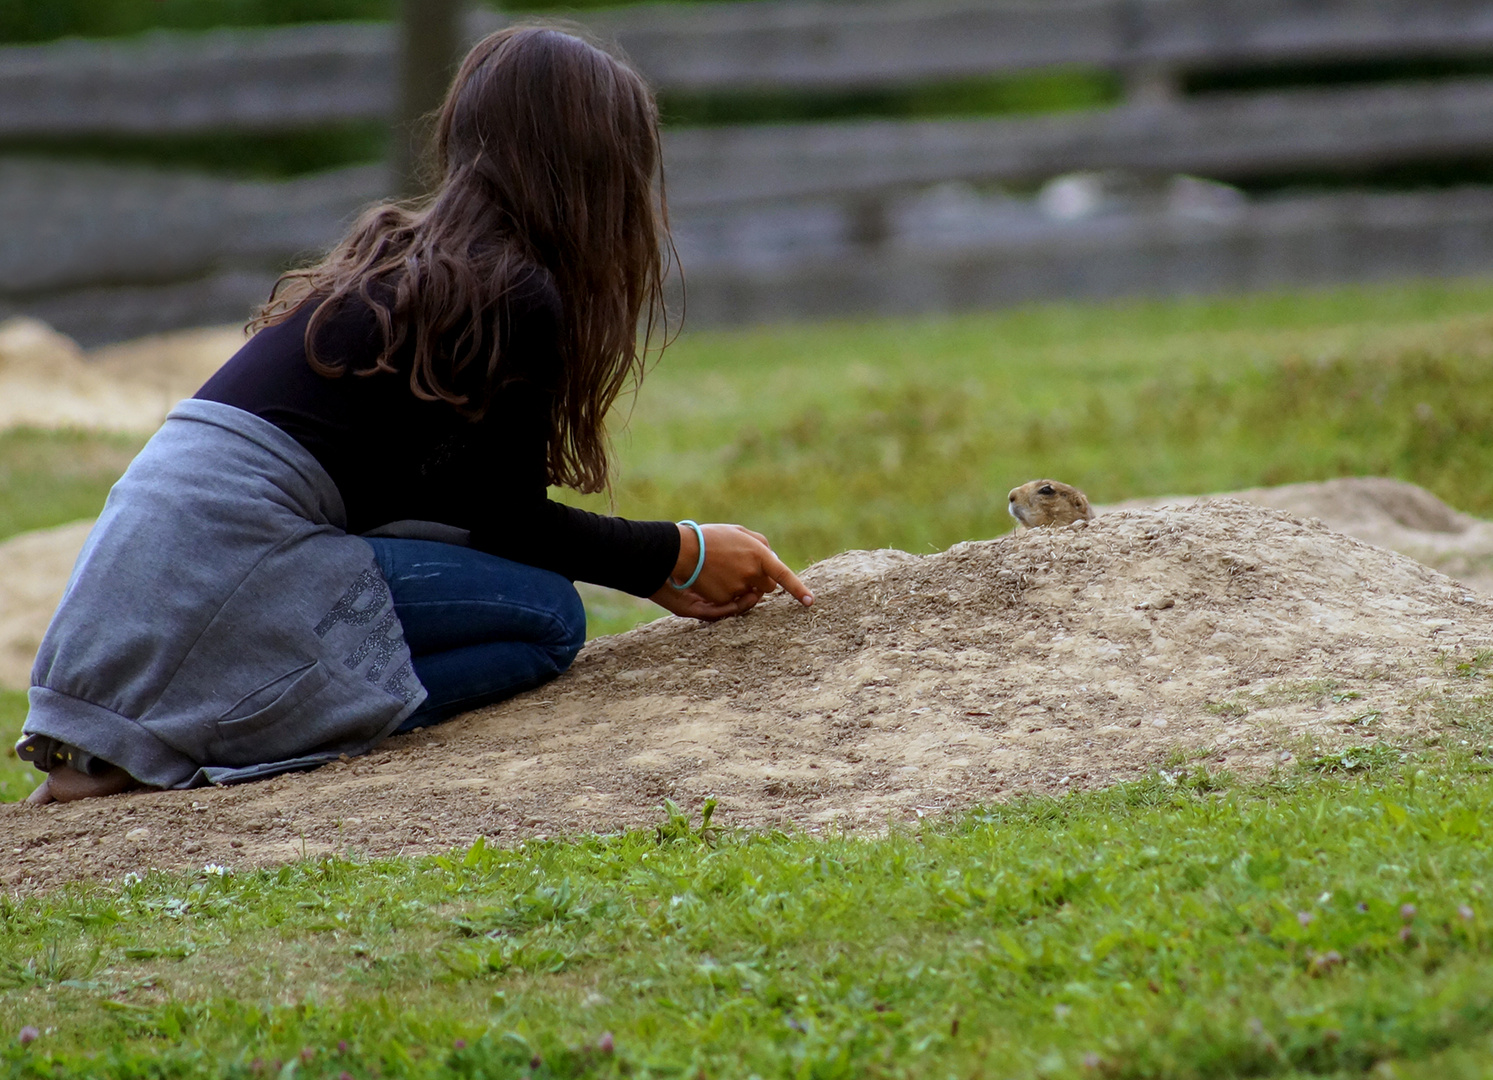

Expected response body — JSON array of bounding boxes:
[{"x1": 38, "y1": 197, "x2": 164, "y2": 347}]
[
  {"x1": 5, "y1": 499, "x2": 1490, "y2": 889},
  {"x1": 6, "y1": 478, "x2": 1491, "y2": 693},
  {"x1": 1106, "y1": 477, "x2": 1493, "y2": 594},
  {"x1": 0, "y1": 317, "x2": 241, "y2": 435}
]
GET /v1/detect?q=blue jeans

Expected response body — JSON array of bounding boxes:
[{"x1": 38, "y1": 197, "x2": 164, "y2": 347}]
[{"x1": 365, "y1": 539, "x2": 586, "y2": 732}]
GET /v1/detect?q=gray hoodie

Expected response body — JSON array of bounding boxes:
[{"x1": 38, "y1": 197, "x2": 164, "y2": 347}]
[{"x1": 18, "y1": 399, "x2": 426, "y2": 787}]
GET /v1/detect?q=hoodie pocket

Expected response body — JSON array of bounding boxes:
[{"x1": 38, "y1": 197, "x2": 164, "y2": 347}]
[{"x1": 214, "y1": 661, "x2": 331, "y2": 741}]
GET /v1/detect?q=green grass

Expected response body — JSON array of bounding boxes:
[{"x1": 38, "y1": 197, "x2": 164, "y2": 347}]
[
  {"x1": 0, "y1": 690, "x2": 37, "y2": 802},
  {"x1": 0, "y1": 429, "x2": 142, "y2": 543},
  {"x1": 6, "y1": 760, "x2": 1493, "y2": 1077},
  {"x1": 0, "y1": 1, "x2": 395, "y2": 44},
  {"x1": 658, "y1": 68, "x2": 1117, "y2": 128},
  {"x1": 0, "y1": 126, "x2": 392, "y2": 182}
]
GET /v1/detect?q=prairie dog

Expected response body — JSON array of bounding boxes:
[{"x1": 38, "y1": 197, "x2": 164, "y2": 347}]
[{"x1": 1008, "y1": 479, "x2": 1094, "y2": 528}]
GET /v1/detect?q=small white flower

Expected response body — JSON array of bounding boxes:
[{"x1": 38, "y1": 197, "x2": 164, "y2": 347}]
[
  {"x1": 202, "y1": 864, "x2": 229, "y2": 876},
  {"x1": 122, "y1": 872, "x2": 142, "y2": 886}
]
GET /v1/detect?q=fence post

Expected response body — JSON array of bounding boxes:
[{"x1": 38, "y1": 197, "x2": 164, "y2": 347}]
[
  {"x1": 1117, "y1": 0, "x2": 1180, "y2": 105},
  {"x1": 1123, "y1": 62, "x2": 1181, "y2": 104},
  {"x1": 846, "y1": 196, "x2": 892, "y2": 248},
  {"x1": 395, "y1": 0, "x2": 466, "y2": 197}
]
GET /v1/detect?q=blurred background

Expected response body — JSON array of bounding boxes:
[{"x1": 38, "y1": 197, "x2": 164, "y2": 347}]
[{"x1": 8, "y1": 0, "x2": 1493, "y2": 343}]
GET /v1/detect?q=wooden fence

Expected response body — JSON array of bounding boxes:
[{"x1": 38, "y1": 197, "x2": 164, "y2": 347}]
[
  {"x1": 663, "y1": 79, "x2": 1493, "y2": 208},
  {"x1": 682, "y1": 187, "x2": 1493, "y2": 323},
  {"x1": 0, "y1": 160, "x2": 385, "y2": 342},
  {"x1": 11, "y1": 0, "x2": 1493, "y2": 135},
  {"x1": 7, "y1": 0, "x2": 1493, "y2": 341}
]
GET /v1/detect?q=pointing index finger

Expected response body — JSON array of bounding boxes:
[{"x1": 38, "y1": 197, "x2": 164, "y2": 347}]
[{"x1": 765, "y1": 551, "x2": 813, "y2": 607}]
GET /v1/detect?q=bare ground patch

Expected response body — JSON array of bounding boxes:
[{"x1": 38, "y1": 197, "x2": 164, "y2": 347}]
[
  {"x1": 1106, "y1": 476, "x2": 1493, "y2": 595},
  {"x1": 5, "y1": 499, "x2": 1493, "y2": 890}
]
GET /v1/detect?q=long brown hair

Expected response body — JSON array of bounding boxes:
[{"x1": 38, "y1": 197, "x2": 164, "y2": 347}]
[{"x1": 251, "y1": 24, "x2": 674, "y2": 494}]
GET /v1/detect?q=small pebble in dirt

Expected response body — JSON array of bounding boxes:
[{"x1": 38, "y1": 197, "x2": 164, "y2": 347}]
[
  {"x1": 125, "y1": 827, "x2": 149, "y2": 842},
  {"x1": 17, "y1": 1026, "x2": 39, "y2": 1046}
]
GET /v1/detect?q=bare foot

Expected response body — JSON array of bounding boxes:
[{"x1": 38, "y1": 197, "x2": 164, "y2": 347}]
[{"x1": 25, "y1": 765, "x2": 140, "y2": 805}]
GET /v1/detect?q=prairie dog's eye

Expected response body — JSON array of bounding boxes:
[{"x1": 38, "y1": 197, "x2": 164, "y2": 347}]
[{"x1": 1038, "y1": 485, "x2": 1055, "y2": 495}]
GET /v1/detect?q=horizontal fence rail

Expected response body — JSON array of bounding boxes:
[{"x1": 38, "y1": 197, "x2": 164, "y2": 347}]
[
  {"x1": 0, "y1": 161, "x2": 385, "y2": 298},
  {"x1": 0, "y1": 160, "x2": 384, "y2": 342},
  {"x1": 559, "y1": 0, "x2": 1493, "y2": 92},
  {"x1": 663, "y1": 77, "x2": 1493, "y2": 208},
  {"x1": 679, "y1": 186, "x2": 1493, "y2": 323},
  {"x1": 8, "y1": 0, "x2": 1493, "y2": 137},
  {"x1": 0, "y1": 24, "x2": 394, "y2": 137}
]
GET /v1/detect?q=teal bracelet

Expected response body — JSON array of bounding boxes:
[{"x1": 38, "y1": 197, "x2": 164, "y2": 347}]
[{"x1": 670, "y1": 519, "x2": 706, "y2": 590}]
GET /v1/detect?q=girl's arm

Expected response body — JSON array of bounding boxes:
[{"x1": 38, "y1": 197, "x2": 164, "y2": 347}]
[{"x1": 461, "y1": 274, "x2": 811, "y2": 617}]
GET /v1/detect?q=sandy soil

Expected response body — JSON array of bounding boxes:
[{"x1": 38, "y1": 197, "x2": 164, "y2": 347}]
[
  {"x1": 5, "y1": 498, "x2": 1492, "y2": 889},
  {"x1": 0, "y1": 318, "x2": 242, "y2": 435},
  {"x1": 1106, "y1": 476, "x2": 1493, "y2": 595},
  {"x1": 0, "y1": 520, "x2": 95, "y2": 690}
]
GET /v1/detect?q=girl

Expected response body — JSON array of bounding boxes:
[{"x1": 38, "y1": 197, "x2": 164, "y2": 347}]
[{"x1": 19, "y1": 25, "x2": 811, "y2": 805}]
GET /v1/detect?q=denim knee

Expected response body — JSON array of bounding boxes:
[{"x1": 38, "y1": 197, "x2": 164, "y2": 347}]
[{"x1": 544, "y1": 580, "x2": 587, "y2": 671}]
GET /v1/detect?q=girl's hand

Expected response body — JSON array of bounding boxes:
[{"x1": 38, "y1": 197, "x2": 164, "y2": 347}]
[
  {"x1": 652, "y1": 522, "x2": 813, "y2": 621},
  {"x1": 648, "y1": 582, "x2": 761, "y2": 622}
]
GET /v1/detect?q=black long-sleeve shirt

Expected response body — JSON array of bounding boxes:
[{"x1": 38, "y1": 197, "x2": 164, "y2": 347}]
[{"x1": 195, "y1": 274, "x2": 679, "y2": 597}]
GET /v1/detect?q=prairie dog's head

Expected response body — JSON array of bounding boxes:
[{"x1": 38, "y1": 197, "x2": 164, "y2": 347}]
[{"x1": 1008, "y1": 479, "x2": 1094, "y2": 528}]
